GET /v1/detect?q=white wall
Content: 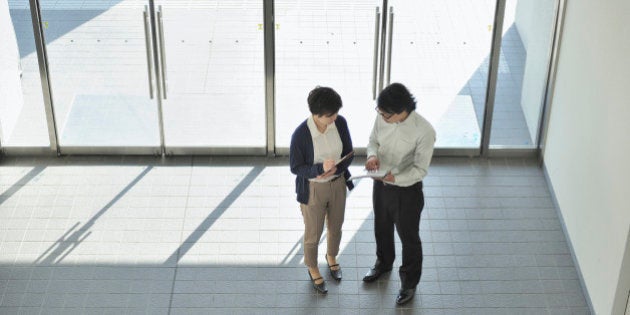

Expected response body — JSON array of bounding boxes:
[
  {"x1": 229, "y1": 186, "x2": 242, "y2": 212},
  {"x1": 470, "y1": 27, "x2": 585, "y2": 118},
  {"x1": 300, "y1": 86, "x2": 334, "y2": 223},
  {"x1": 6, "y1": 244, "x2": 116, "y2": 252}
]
[
  {"x1": 0, "y1": 1, "x2": 24, "y2": 144},
  {"x1": 544, "y1": 0, "x2": 630, "y2": 314},
  {"x1": 514, "y1": 0, "x2": 556, "y2": 144}
]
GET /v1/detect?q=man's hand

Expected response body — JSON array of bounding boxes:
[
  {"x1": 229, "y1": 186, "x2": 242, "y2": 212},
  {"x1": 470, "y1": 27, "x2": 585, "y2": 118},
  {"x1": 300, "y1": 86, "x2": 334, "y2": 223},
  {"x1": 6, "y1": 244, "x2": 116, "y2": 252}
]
[
  {"x1": 382, "y1": 172, "x2": 395, "y2": 183},
  {"x1": 365, "y1": 156, "x2": 380, "y2": 171}
]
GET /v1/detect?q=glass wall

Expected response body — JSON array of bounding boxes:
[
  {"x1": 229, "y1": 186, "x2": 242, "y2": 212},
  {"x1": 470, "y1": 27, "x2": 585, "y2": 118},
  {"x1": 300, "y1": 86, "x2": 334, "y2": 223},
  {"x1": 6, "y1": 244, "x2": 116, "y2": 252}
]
[
  {"x1": 275, "y1": 0, "x2": 498, "y2": 150},
  {"x1": 1, "y1": 0, "x2": 50, "y2": 147},
  {"x1": 40, "y1": 0, "x2": 160, "y2": 149},
  {"x1": 490, "y1": 0, "x2": 558, "y2": 147},
  {"x1": 0, "y1": 0, "x2": 560, "y2": 156},
  {"x1": 389, "y1": 0, "x2": 496, "y2": 148},
  {"x1": 275, "y1": 1, "x2": 379, "y2": 149},
  {"x1": 158, "y1": 1, "x2": 265, "y2": 149}
]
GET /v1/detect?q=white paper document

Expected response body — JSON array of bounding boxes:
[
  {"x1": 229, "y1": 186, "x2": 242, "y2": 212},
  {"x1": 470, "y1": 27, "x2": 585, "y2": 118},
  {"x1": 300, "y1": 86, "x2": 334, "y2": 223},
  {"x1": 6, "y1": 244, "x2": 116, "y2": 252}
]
[{"x1": 349, "y1": 169, "x2": 388, "y2": 180}]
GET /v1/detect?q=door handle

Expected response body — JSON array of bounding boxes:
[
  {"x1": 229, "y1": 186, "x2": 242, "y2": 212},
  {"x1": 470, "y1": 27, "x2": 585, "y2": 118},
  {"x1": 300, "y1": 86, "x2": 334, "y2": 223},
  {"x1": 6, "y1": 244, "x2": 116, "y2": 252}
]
[
  {"x1": 386, "y1": 7, "x2": 394, "y2": 86},
  {"x1": 143, "y1": 6, "x2": 154, "y2": 99},
  {"x1": 157, "y1": 6, "x2": 168, "y2": 99},
  {"x1": 377, "y1": 4, "x2": 389, "y2": 95},
  {"x1": 372, "y1": 7, "x2": 380, "y2": 100}
]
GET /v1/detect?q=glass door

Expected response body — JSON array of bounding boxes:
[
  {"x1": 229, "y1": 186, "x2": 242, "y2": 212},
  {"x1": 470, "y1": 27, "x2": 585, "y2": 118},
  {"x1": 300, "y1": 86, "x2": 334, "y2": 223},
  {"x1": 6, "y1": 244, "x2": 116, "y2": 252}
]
[
  {"x1": 156, "y1": 1, "x2": 266, "y2": 154},
  {"x1": 275, "y1": 0, "x2": 497, "y2": 153},
  {"x1": 388, "y1": 0, "x2": 497, "y2": 149},
  {"x1": 490, "y1": 0, "x2": 559, "y2": 148},
  {"x1": 24, "y1": 0, "x2": 543, "y2": 156},
  {"x1": 2, "y1": 0, "x2": 51, "y2": 148},
  {"x1": 40, "y1": 0, "x2": 161, "y2": 153},
  {"x1": 275, "y1": 1, "x2": 382, "y2": 151}
]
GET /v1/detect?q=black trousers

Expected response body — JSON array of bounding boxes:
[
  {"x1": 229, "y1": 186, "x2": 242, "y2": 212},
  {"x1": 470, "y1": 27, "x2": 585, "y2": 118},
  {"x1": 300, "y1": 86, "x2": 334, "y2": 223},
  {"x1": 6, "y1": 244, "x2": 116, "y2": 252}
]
[{"x1": 372, "y1": 180, "x2": 424, "y2": 289}]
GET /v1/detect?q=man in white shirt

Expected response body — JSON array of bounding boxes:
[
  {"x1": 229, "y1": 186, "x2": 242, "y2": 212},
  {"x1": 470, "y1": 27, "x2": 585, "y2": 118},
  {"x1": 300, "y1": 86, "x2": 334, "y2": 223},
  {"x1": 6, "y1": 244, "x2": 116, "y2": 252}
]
[{"x1": 361, "y1": 83, "x2": 436, "y2": 305}]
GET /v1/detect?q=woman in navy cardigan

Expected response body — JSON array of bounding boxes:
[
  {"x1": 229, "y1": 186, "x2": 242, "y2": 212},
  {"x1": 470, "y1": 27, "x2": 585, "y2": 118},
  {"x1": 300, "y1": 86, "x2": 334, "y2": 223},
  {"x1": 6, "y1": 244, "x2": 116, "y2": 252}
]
[{"x1": 289, "y1": 86, "x2": 354, "y2": 294}]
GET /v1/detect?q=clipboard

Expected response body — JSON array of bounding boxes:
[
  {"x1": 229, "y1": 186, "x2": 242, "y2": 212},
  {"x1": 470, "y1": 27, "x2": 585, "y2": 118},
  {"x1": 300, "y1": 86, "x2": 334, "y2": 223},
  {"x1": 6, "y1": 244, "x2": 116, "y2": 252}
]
[
  {"x1": 335, "y1": 150, "x2": 354, "y2": 166},
  {"x1": 319, "y1": 151, "x2": 354, "y2": 178}
]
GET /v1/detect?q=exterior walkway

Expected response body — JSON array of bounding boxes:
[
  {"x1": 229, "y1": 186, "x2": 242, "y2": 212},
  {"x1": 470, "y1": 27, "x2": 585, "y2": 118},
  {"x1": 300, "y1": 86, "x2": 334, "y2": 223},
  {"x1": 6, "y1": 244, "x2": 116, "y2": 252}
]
[{"x1": 0, "y1": 156, "x2": 589, "y2": 314}]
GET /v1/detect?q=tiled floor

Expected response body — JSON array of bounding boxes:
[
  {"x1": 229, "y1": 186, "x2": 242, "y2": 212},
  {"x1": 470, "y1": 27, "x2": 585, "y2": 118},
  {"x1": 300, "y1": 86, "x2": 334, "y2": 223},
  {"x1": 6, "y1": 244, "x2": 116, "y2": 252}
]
[{"x1": 0, "y1": 156, "x2": 590, "y2": 314}]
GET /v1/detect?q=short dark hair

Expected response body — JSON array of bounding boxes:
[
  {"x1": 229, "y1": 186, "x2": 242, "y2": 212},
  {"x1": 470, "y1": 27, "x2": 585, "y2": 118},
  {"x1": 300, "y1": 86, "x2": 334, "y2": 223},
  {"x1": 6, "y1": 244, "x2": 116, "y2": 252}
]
[
  {"x1": 377, "y1": 82, "x2": 416, "y2": 114},
  {"x1": 307, "y1": 86, "x2": 342, "y2": 116}
]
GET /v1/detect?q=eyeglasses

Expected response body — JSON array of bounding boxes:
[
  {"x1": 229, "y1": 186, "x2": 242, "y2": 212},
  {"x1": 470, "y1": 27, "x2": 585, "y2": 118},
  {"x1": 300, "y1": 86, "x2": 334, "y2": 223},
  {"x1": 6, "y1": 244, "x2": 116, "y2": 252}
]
[{"x1": 375, "y1": 107, "x2": 394, "y2": 119}]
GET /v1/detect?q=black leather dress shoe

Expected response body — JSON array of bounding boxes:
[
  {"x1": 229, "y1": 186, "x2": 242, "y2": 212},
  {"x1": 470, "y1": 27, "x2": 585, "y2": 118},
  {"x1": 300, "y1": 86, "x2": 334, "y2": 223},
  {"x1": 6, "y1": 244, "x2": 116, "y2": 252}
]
[
  {"x1": 362, "y1": 267, "x2": 392, "y2": 282},
  {"x1": 325, "y1": 254, "x2": 342, "y2": 281},
  {"x1": 396, "y1": 288, "x2": 416, "y2": 305},
  {"x1": 308, "y1": 270, "x2": 328, "y2": 294}
]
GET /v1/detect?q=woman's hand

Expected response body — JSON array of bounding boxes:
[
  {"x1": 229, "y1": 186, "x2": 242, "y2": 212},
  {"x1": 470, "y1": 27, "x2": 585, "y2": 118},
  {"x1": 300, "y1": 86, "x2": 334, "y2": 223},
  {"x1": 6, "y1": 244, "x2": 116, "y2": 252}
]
[
  {"x1": 323, "y1": 159, "x2": 336, "y2": 172},
  {"x1": 365, "y1": 156, "x2": 380, "y2": 171},
  {"x1": 317, "y1": 166, "x2": 337, "y2": 179}
]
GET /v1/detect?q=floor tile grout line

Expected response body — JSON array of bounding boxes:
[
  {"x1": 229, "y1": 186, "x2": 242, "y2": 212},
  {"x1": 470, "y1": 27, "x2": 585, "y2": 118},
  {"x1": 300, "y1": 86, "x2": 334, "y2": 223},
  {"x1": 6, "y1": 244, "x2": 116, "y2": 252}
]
[{"x1": 167, "y1": 156, "x2": 194, "y2": 315}]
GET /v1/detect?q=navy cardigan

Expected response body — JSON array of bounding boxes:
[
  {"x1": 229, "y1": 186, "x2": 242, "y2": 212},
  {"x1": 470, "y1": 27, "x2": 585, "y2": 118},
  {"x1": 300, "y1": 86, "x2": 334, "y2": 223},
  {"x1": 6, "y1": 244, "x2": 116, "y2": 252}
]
[{"x1": 289, "y1": 115, "x2": 354, "y2": 204}]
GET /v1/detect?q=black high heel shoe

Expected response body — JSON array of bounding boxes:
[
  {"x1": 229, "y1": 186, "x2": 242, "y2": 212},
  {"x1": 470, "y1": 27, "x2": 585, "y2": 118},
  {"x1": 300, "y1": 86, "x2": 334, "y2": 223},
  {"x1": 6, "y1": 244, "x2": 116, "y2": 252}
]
[
  {"x1": 325, "y1": 254, "x2": 342, "y2": 281},
  {"x1": 308, "y1": 270, "x2": 327, "y2": 294}
]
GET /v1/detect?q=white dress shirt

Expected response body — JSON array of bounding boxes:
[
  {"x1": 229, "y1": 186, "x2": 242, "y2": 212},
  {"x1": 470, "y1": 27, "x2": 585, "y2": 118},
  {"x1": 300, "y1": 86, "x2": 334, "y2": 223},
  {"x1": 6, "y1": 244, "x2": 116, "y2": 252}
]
[
  {"x1": 307, "y1": 116, "x2": 342, "y2": 183},
  {"x1": 366, "y1": 111, "x2": 436, "y2": 187}
]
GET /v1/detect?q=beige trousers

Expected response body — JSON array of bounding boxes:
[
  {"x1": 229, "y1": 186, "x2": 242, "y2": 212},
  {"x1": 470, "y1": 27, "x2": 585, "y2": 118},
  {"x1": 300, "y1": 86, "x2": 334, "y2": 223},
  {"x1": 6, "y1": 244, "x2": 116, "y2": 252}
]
[{"x1": 300, "y1": 176, "x2": 347, "y2": 268}]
